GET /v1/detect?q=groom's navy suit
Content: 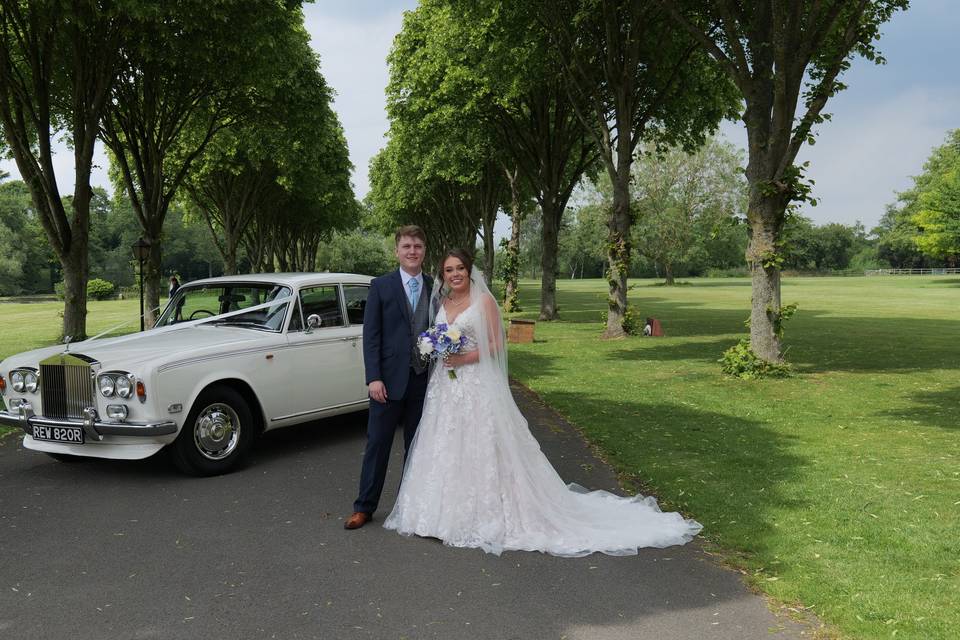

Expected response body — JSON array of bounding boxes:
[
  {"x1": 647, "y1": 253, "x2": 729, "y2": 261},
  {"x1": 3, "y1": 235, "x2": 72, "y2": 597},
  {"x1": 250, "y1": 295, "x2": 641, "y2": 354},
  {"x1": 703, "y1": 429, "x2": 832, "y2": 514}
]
[{"x1": 353, "y1": 268, "x2": 433, "y2": 515}]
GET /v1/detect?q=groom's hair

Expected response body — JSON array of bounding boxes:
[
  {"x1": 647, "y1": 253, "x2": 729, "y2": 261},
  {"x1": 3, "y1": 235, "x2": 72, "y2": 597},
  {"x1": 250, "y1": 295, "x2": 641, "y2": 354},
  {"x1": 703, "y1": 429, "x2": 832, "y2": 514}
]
[{"x1": 395, "y1": 225, "x2": 426, "y2": 245}]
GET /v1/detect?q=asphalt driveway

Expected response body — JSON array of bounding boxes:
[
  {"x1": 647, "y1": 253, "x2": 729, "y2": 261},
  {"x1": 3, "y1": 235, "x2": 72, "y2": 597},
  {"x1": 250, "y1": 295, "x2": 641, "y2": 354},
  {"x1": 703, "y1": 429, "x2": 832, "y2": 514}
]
[{"x1": 0, "y1": 383, "x2": 810, "y2": 639}]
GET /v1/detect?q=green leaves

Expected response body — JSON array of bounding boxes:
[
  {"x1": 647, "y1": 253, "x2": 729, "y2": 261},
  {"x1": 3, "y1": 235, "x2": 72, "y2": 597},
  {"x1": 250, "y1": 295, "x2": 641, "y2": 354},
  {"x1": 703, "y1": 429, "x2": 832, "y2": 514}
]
[{"x1": 911, "y1": 133, "x2": 960, "y2": 260}]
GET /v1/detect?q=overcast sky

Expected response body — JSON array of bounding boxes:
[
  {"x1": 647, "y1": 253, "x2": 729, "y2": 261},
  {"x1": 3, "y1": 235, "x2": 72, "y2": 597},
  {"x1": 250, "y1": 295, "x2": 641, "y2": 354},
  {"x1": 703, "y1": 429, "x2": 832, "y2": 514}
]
[{"x1": 3, "y1": 1, "x2": 957, "y2": 232}]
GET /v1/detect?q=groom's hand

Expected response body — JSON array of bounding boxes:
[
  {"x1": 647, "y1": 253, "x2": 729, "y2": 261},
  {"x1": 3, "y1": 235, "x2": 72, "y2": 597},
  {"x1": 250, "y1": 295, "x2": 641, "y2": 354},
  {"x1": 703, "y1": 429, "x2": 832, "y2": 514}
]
[{"x1": 368, "y1": 380, "x2": 387, "y2": 404}]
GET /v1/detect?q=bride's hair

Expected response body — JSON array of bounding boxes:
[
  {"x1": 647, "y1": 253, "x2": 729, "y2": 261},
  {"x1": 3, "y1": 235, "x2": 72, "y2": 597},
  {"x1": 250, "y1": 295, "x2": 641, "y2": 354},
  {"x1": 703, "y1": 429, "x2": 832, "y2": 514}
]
[{"x1": 437, "y1": 248, "x2": 474, "y2": 293}]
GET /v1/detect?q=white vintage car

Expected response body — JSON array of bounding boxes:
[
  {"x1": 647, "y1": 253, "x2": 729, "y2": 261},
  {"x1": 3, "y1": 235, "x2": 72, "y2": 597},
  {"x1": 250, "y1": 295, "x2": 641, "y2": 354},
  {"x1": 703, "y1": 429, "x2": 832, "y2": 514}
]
[{"x1": 0, "y1": 273, "x2": 373, "y2": 475}]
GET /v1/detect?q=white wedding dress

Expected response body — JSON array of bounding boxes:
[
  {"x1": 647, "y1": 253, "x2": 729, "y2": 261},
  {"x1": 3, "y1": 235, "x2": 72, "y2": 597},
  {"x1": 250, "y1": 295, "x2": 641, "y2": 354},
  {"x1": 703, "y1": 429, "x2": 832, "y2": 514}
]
[{"x1": 384, "y1": 281, "x2": 702, "y2": 557}]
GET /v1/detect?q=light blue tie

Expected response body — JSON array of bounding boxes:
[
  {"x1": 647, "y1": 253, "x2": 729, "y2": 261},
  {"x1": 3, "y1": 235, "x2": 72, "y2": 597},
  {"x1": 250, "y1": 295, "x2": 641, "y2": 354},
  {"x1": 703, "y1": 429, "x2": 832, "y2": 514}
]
[{"x1": 408, "y1": 277, "x2": 419, "y2": 312}]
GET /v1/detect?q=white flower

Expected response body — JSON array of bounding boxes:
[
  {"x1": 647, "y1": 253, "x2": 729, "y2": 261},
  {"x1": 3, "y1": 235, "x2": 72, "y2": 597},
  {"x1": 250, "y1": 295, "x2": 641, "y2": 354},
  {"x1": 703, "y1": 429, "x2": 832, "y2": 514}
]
[
  {"x1": 446, "y1": 327, "x2": 462, "y2": 342},
  {"x1": 418, "y1": 338, "x2": 434, "y2": 355}
]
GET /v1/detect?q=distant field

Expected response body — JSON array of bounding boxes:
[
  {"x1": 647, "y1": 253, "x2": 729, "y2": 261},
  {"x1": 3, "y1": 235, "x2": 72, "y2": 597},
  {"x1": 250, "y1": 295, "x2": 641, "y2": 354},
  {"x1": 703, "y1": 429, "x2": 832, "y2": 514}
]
[{"x1": 1, "y1": 277, "x2": 958, "y2": 638}]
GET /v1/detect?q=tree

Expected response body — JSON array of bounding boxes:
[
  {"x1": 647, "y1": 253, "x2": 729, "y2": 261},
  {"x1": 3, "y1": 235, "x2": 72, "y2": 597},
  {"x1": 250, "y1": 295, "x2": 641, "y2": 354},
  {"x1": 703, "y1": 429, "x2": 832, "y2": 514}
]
[
  {"x1": 0, "y1": 179, "x2": 56, "y2": 294},
  {"x1": 101, "y1": 0, "x2": 306, "y2": 325},
  {"x1": 186, "y1": 32, "x2": 355, "y2": 275},
  {"x1": 449, "y1": 0, "x2": 598, "y2": 318},
  {"x1": 911, "y1": 131, "x2": 960, "y2": 263},
  {"x1": 630, "y1": 137, "x2": 746, "y2": 284},
  {"x1": 0, "y1": 0, "x2": 127, "y2": 338},
  {"x1": 370, "y1": 3, "x2": 508, "y2": 280},
  {"x1": 874, "y1": 204, "x2": 928, "y2": 268},
  {"x1": 913, "y1": 169, "x2": 960, "y2": 263},
  {"x1": 367, "y1": 137, "x2": 496, "y2": 272},
  {"x1": 661, "y1": 0, "x2": 909, "y2": 362},
  {"x1": 781, "y1": 217, "x2": 868, "y2": 271},
  {"x1": 558, "y1": 205, "x2": 607, "y2": 279},
  {"x1": 315, "y1": 230, "x2": 394, "y2": 277},
  {"x1": 532, "y1": 0, "x2": 738, "y2": 337}
]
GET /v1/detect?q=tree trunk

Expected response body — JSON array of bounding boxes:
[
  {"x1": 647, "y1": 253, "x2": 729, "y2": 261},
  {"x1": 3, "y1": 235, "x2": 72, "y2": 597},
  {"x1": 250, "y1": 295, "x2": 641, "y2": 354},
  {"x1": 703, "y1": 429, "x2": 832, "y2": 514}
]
[
  {"x1": 664, "y1": 262, "x2": 674, "y2": 285},
  {"x1": 481, "y1": 211, "x2": 496, "y2": 286},
  {"x1": 539, "y1": 200, "x2": 560, "y2": 320},
  {"x1": 61, "y1": 247, "x2": 89, "y2": 342},
  {"x1": 143, "y1": 232, "x2": 163, "y2": 328},
  {"x1": 502, "y1": 166, "x2": 523, "y2": 312},
  {"x1": 504, "y1": 208, "x2": 522, "y2": 311},
  {"x1": 223, "y1": 242, "x2": 238, "y2": 276},
  {"x1": 746, "y1": 210, "x2": 783, "y2": 363},
  {"x1": 603, "y1": 166, "x2": 631, "y2": 339}
]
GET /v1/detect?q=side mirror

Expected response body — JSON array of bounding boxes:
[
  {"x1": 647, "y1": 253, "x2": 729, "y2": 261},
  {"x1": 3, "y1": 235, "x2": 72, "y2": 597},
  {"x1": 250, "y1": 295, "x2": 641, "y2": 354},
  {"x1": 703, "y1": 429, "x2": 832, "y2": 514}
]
[{"x1": 307, "y1": 314, "x2": 322, "y2": 329}]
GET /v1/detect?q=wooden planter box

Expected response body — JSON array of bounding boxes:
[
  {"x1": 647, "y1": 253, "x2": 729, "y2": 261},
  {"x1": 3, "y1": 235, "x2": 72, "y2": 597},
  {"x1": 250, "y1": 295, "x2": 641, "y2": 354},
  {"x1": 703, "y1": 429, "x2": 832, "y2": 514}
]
[{"x1": 508, "y1": 318, "x2": 535, "y2": 343}]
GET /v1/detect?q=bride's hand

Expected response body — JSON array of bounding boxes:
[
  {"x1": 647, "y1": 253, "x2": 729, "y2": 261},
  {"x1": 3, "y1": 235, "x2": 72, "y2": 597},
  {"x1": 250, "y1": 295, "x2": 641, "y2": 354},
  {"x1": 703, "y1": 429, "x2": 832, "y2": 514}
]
[
  {"x1": 444, "y1": 354, "x2": 462, "y2": 368},
  {"x1": 444, "y1": 352, "x2": 477, "y2": 368}
]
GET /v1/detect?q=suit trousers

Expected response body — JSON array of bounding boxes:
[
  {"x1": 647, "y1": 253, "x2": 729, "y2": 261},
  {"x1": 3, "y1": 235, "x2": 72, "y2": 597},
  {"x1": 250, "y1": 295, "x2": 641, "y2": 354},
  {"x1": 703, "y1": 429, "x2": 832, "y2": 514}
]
[{"x1": 353, "y1": 368, "x2": 428, "y2": 515}]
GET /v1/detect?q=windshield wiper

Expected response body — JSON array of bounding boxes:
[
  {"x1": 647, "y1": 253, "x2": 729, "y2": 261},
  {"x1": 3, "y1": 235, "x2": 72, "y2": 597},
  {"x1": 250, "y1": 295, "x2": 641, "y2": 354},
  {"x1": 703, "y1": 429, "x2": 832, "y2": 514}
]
[{"x1": 208, "y1": 320, "x2": 269, "y2": 330}]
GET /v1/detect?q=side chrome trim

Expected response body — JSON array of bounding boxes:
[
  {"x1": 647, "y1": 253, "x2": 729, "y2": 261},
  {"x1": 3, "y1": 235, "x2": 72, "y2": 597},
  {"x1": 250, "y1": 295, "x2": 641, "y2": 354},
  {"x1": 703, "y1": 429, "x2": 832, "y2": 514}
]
[
  {"x1": 157, "y1": 337, "x2": 351, "y2": 373},
  {"x1": 271, "y1": 398, "x2": 368, "y2": 422}
]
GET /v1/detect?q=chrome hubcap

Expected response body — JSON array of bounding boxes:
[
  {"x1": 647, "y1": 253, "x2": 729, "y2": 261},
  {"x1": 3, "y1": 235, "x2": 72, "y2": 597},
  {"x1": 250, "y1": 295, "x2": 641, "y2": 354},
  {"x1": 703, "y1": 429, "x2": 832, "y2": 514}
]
[{"x1": 194, "y1": 403, "x2": 240, "y2": 460}]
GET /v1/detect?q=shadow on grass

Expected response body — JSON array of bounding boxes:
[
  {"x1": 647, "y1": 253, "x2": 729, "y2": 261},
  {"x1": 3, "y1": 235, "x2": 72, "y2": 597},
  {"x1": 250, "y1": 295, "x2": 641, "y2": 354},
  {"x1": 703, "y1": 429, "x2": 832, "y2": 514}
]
[
  {"x1": 786, "y1": 312, "x2": 959, "y2": 373},
  {"x1": 534, "y1": 390, "x2": 808, "y2": 557},
  {"x1": 918, "y1": 278, "x2": 960, "y2": 286},
  {"x1": 507, "y1": 349, "x2": 561, "y2": 383},
  {"x1": 609, "y1": 338, "x2": 734, "y2": 364},
  {"x1": 877, "y1": 385, "x2": 960, "y2": 431}
]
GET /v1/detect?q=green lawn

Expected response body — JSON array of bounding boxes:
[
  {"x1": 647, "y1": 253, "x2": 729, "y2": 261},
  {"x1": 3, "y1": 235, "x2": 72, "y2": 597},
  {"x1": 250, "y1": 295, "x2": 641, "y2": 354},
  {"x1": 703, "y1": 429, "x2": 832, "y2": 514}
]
[
  {"x1": 1, "y1": 278, "x2": 957, "y2": 638},
  {"x1": 505, "y1": 276, "x2": 958, "y2": 639}
]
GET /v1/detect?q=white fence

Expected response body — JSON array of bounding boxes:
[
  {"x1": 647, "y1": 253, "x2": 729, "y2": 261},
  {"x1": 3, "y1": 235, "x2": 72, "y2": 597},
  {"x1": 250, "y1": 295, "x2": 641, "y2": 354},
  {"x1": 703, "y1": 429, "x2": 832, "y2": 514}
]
[{"x1": 865, "y1": 268, "x2": 960, "y2": 276}]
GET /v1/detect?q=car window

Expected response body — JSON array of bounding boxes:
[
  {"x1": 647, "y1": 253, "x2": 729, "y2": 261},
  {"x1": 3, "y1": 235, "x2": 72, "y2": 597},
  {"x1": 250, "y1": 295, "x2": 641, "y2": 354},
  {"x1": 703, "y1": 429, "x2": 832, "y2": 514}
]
[
  {"x1": 342, "y1": 285, "x2": 369, "y2": 325},
  {"x1": 157, "y1": 284, "x2": 291, "y2": 328},
  {"x1": 298, "y1": 286, "x2": 344, "y2": 329}
]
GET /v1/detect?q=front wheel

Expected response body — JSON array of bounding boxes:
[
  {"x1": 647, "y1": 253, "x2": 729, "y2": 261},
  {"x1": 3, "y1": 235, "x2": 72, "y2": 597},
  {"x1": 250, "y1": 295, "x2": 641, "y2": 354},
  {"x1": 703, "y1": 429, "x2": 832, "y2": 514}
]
[{"x1": 171, "y1": 385, "x2": 255, "y2": 476}]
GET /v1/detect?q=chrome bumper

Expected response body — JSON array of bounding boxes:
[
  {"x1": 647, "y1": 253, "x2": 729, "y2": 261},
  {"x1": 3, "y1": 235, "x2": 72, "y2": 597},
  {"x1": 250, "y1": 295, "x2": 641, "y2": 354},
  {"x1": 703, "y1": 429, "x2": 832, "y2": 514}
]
[{"x1": 0, "y1": 401, "x2": 178, "y2": 440}]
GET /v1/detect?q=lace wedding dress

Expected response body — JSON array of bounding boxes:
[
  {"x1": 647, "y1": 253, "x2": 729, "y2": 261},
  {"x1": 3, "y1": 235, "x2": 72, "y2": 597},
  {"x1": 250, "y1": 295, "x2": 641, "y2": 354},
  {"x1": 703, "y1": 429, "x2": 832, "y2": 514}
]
[{"x1": 383, "y1": 274, "x2": 702, "y2": 557}]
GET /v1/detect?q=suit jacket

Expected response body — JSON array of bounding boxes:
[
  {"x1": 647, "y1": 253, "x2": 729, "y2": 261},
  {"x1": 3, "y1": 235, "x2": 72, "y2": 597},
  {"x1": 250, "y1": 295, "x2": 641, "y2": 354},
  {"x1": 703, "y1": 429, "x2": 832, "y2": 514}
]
[{"x1": 362, "y1": 269, "x2": 434, "y2": 400}]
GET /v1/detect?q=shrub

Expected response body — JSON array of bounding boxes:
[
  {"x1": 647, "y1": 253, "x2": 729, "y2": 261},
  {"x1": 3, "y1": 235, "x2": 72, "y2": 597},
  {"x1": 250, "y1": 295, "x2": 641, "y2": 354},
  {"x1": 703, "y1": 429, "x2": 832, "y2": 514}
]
[
  {"x1": 56, "y1": 278, "x2": 116, "y2": 301},
  {"x1": 88, "y1": 279, "x2": 114, "y2": 300},
  {"x1": 87, "y1": 278, "x2": 115, "y2": 300},
  {"x1": 600, "y1": 305, "x2": 643, "y2": 335},
  {"x1": 719, "y1": 339, "x2": 792, "y2": 379}
]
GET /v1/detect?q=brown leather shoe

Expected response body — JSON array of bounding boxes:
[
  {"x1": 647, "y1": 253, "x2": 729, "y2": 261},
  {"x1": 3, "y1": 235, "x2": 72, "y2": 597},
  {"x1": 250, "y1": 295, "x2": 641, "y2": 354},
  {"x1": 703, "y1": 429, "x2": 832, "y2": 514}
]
[{"x1": 344, "y1": 512, "x2": 371, "y2": 530}]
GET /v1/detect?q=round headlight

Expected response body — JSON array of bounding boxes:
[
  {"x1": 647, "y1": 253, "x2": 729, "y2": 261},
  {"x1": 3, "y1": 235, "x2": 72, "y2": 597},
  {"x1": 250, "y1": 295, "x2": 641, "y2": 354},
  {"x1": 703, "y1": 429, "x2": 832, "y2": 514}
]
[
  {"x1": 115, "y1": 375, "x2": 134, "y2": 399},
  {"x1": 24, "y1": 371, "x2": 38, "y2": 393},
  {"x1": 98, "y1": 374, "x2": 116, "y2": 397},
  {"x1": 11, "y1": 371, "x2": 25, "y2": 393}
]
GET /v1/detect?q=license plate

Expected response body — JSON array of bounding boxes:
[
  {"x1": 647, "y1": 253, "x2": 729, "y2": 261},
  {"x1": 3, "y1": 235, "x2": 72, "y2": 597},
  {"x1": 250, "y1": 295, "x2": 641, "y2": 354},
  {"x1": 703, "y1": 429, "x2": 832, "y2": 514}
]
[{"x1": 33, "y1": 425, "x2": 84, "y2": 444}]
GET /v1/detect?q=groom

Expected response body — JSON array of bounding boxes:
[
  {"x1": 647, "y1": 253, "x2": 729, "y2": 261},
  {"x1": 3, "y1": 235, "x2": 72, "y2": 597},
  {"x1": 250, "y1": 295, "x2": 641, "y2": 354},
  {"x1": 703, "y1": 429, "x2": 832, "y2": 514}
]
[{"x1": 345, "y1": 225, "x2": 433, "y2": 530}]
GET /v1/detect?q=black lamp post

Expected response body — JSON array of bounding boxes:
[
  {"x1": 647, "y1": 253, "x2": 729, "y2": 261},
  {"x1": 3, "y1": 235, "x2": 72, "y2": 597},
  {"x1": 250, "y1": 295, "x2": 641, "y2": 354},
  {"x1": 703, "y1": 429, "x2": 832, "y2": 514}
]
[{"x1": 131, "y1": 237, "x2": 151, "y2": 331}]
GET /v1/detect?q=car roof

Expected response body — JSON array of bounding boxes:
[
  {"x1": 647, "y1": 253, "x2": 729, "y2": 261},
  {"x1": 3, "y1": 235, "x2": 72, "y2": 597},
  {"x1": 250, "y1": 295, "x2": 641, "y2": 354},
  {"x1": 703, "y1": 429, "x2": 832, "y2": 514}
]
[{"x1": 182, "y1": 272, "x2": 374, "y2": 289}]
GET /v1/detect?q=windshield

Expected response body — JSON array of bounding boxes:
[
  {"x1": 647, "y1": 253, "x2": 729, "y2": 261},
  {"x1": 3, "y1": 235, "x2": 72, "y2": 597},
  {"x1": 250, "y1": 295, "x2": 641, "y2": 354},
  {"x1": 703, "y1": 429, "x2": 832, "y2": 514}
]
[{"x1": 156, "y1": 283, "x2": 292, "y2": 331}]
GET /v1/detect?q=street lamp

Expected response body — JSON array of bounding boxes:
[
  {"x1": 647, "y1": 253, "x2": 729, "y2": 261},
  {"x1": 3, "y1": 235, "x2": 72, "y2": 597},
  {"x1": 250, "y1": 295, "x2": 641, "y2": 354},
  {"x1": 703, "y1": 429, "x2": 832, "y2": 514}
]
[{"x1": 131, "y1": 237, "x2": 151, "y2": 331}]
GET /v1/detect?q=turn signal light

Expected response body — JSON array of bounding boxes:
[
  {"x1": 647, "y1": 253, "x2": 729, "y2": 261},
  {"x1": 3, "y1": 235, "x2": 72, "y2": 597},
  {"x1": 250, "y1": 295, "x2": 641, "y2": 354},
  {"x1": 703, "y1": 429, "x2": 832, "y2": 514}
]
[
  {"x1": 0, "y1": 375, "x2": 6, "y2": 393},
  {"x1": 136, "y1": 380, "x2": 146, "y2": 401}
]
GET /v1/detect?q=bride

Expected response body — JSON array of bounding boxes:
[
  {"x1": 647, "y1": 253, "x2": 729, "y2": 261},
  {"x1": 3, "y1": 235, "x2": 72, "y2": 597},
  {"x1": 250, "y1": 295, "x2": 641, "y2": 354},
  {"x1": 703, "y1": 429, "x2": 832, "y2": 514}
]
[{"x1": 384, "y1": 249, "x2": 702, "y2": 557}]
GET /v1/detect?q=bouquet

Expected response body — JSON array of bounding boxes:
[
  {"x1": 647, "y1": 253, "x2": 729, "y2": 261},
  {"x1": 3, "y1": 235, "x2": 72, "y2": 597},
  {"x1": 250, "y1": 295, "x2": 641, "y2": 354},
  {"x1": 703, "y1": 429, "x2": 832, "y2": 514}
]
[{"x1": 418, "y1": 322, "x2": 468, "y2": 379}]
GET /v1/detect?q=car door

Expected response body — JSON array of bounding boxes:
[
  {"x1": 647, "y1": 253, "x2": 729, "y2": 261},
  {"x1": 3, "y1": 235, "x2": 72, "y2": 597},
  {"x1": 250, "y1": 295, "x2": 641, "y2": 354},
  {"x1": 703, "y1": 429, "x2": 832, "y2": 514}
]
[
  {"x1": 275, "y1": 284, "x2": 365, "y2": 425},
  {"x1": 340, "y1": 283, "x2": 370, "y2": 398}
]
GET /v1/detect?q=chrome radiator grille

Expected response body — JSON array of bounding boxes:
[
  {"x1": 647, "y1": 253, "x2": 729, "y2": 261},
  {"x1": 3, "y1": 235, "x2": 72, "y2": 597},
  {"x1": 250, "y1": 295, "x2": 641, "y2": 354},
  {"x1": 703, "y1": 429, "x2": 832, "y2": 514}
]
[{"x1": 39, "y1": 358, "x2": 95, "y2": 419}]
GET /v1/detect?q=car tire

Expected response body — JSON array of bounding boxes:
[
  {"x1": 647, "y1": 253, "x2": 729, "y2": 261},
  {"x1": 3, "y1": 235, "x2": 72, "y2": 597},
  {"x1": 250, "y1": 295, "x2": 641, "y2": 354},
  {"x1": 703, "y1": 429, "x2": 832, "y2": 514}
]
[{"x1": 171, "y1": 385, "x2": 255, "y2": 476}]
